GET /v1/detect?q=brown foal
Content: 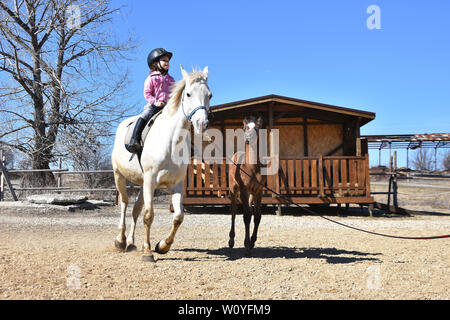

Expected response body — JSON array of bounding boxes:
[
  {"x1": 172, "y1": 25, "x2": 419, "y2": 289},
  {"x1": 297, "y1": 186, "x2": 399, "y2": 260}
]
[{"x1": 228, "y1": 116, "x2": 266, "y2": 255}]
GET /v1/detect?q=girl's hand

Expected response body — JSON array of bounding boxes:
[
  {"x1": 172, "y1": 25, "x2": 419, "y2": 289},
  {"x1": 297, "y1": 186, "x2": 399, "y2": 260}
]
[{"x1": 155, "y1": 101, "x2": 165, "y2": 107}]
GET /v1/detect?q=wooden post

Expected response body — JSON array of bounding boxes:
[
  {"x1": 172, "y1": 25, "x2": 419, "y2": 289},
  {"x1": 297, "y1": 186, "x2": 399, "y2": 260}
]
[
  {"x1": 269, "y1": 103, "x2": 282, "y2": 216},
  {"x1": 355, "y1": 118, "x2": 361, "y2": 157},
  {"x1": 393, "y1": 174, "x2": 398, "y2": 208},
  {"x1": 318, "y1": 155, "x2": 325, "y2": 198},
  {"x1": 394, "y1": 151, "x2": 397, "y2": 171},
  {"x1": 221, "y1": 119, "x2": 225, "y2": 154},
  {"x1": 387, "y1": 175, "x2": 392, "y2": 214},
  {"x1": 406, "y1": 148, "x2": 409, "y2": 169},
  {"x1": 434, "y1": 147, "x2": 438, "y2": 171},
  {"x1": 57, "y1": 158, "x2": 62, "y2": 194},
  {"x1": 0, "y1": 152, "x2": 18, "y2": 201},
  {"x1": 303, "y1": 117, "x2": 308, "y2": 156}
]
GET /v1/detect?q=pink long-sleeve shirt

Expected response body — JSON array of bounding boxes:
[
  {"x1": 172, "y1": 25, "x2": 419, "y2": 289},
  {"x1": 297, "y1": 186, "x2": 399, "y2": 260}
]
[{"x1": 143, "y1": 71, "x2": 175, "y2": 105}]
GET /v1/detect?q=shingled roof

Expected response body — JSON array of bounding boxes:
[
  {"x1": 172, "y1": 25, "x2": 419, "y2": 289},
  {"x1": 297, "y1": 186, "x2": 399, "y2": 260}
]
[{"x1": 211, "y1": 94, "x2": 376, "y2": 126}]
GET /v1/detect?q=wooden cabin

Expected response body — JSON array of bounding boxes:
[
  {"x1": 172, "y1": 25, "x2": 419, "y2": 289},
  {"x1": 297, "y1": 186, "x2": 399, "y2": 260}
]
[{"x1": 183, "y1": 94, "x2": 376, "y2": 207}]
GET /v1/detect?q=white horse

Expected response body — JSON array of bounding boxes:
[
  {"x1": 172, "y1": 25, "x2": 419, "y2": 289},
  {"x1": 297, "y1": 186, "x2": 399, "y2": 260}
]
[{"x1": 111, "y1": 66, "x2": 211, "y2": 262}]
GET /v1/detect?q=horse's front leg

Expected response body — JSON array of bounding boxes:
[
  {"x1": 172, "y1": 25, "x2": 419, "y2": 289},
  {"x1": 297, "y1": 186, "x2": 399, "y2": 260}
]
[
  {"x1": 142, "y1": 171, "x2": 156, "y2": 262},
  {"x1": 240, "y1": 190, "x2": 252, "y2": 255},
  {"x1": 228, "y1": 188, "x2": 238, "y2": 248},
  {"x1": 250, "y1": 192, "x2": 262, "y2": 249},
  {"x1": 155, "y1": 181, "x2": 184, "y2": 254}
]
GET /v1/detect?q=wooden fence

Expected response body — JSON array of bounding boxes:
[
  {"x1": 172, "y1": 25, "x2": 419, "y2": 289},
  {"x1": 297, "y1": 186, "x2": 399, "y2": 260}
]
[
  {"x1": 0, "y1": 167, "x2": 119, "y2": 201},
  {"x1": 1, "y1": 153, "x2": 384, "y2": 209}
]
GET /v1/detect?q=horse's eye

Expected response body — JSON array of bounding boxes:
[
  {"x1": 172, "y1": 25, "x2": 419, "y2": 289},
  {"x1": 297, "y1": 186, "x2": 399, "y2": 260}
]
[
  {"x1": 209, "y1": 93, "x2": 213, "y2": 100},
  {"x1": 187, "y1": 93, "x2": 191, "y2": 97}
]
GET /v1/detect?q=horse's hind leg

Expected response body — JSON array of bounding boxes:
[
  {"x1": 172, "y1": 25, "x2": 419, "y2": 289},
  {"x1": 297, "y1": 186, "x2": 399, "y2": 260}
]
[
  {"x1": 142, "y1": 171, "x2": 156, "y2": 262},
  {"x1": 113, "y1": 169, "x2": 128, "y2": 251},
  {"x1": 155, "y1": 181, "x2": 184, "y2": 254},
  {"x1": 126, "y1": 188, "x2": 144, "y2": 252}
]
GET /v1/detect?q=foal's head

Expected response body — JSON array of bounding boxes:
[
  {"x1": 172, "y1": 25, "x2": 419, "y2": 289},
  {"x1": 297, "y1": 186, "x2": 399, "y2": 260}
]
[{"x1": 243, "y1": 116, "x2": 263, "y2": 144}]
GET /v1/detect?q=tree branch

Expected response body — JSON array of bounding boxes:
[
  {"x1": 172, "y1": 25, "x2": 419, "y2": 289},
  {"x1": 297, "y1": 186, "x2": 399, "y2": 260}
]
[{"x1": 0, "y1": 0, "x2": 31, "y2": 34}]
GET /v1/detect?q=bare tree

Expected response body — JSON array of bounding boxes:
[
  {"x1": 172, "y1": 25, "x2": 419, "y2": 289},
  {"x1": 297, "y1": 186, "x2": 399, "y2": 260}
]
[
  {"x1": 412, "y1": 148, "x2": 433, "y2": 171},
  {"x1": 57, "y1": 118, "x2": 113, "y2": 188},
  {"x1": 443, "y1": 151, "x2": 450, "y2": 171},
  {"x1": 0, "y1": 0, "x2": 137, "y2": 186}
]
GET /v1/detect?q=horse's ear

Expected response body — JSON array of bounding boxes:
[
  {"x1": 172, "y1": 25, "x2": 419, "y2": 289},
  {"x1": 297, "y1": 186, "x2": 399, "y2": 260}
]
[
  {"x1": 243, "y1": 118, "x2": 248, "y2": 126},
  {"x1": 256, "y1": 116, "x2": 263, "y2": 128},
  {"x1": 202, "y1": 66, "x2": 209, "y2": 78},
  {"x1": 180, "y1": 65, "x2": 188, "y2": 80}
]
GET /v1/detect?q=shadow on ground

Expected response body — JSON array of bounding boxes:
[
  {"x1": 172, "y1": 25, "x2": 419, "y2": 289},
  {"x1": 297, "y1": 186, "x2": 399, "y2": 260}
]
[
  {"x1": 184, "y1": 204, "x2": 373, "y2": 217},
  {"x1": 164, "y1": 246, "x2": 382, "y2": 264},
  {"x1": 184, "y1": 204, "x2": 450, "y2": 217}
]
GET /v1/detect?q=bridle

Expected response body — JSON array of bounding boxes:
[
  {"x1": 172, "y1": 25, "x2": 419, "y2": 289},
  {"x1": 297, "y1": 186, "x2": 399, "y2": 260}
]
[{"x1": 181, "y1": 88, "x2": 210, "y2": 122}]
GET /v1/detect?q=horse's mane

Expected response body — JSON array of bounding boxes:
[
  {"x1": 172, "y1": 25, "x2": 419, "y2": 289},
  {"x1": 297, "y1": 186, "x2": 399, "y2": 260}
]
[{"x1": 163, "y1": 69, "x2": 208, "y2": 117}]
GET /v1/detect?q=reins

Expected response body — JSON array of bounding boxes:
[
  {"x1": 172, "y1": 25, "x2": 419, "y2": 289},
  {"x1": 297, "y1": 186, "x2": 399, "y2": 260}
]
[{"x1": 204, "y1": 134, "x2": 450, "y2": 240}]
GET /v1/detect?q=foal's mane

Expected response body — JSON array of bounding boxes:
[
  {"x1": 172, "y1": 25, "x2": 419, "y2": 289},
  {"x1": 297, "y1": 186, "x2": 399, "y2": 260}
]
[{"x1": 163, "y1": 69, "x2": 208, "y2": 117}]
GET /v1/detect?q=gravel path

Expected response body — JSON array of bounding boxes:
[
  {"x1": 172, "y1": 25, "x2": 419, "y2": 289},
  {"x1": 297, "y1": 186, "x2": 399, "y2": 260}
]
[{"x1": 0, "y1": 204, "x2": 449, "y2": 300}]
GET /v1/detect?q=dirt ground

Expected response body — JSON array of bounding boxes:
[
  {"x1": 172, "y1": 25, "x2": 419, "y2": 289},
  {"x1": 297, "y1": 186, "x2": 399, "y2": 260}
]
[{"x1": 0, "y1": 181, "x2": 449, "y2": 300}]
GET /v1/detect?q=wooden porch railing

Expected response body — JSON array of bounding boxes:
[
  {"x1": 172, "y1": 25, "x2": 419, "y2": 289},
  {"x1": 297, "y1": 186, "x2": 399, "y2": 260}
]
[{"x1": 184, "y1": 155, "x2": 372, "y2": 205}]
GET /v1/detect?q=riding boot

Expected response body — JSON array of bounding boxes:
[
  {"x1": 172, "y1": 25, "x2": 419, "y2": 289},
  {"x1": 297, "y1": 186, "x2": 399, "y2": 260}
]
[{"x1": 125, "y1": 117, "x2": 147, "y2": 154}]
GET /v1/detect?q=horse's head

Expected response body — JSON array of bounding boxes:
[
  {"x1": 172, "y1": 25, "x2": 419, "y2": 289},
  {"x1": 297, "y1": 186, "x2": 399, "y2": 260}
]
[
  {"x1": 180, "y1": 65, "x2": 212, "y2": 134},
  {"x1": 243, "y1": 116, "x2": 263, "y2": 144}
]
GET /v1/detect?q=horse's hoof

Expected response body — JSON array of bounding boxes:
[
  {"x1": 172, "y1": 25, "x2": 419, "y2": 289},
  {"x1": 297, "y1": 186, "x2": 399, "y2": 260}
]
[
  {"x1": 155, "y1": 240, "x2": 170, "y2": 254},
  {"x1": 228, "y1": 239, "x2": 234, "y2": 248},
  {"x1": 114, "y1": 240, "x2": 126, "y2": 251},
  {"x1": 142, "y1": 254, "x2": 156, "y2": 263},
  {"x1": 126, "y1": 244, "x2": 137, "y2": 252}
]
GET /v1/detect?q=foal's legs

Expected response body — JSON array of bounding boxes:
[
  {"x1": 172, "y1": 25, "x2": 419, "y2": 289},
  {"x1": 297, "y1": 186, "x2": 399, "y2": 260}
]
[
  {"x1": 240, "y1": 190, "x2": 253, "y2": 255},
  {"x1": 155, "y1": 182, "x2": 184, "y2": 254},
  {"x1": 125, "y1": 188, "x2": 144, "y2": 251},
  {"x1": 228, "y1": 187, "x2": 238, "y2": 248},
  {"x1": 114, "y1": 170, "x2": 128, "y2": 251},
  {"x1": 250, "y1": 192, "x2": 262, "y2": 249},
  {"x1": 142, "y1": 171, "x2": 156, "y2": 262}
]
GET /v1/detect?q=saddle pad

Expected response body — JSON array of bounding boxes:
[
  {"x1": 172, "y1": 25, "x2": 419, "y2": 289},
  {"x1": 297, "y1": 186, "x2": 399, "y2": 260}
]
[{"x1": 124, "y1": 109, "x2": 164, "y2": 149}]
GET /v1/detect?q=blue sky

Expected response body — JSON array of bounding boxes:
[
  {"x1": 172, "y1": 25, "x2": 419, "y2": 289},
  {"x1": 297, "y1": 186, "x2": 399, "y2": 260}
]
[{"x1": 113, "y1": 0, "x2": 449, "y2": 166}]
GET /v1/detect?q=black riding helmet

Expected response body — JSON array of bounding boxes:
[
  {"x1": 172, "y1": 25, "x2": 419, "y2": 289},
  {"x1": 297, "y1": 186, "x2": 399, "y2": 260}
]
[{"x1": 147, "y1": 48, "x2": 173, "y2": 69}]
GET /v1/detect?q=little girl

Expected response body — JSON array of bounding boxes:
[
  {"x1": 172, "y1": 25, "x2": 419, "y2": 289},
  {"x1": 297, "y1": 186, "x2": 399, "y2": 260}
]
[{"x1": 126, "y1": 48, "x2": 175, "y2": 153}]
